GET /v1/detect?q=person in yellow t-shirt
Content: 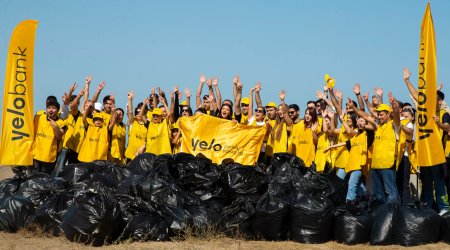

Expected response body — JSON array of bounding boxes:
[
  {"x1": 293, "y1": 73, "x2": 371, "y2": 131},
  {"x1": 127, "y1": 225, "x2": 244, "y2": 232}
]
[
  {"x1": 325, "y1": 116, "x2": 375, "y2": 202},
  {"x1": 352, "y1": 93, "x2": 400, "y2": 204},
  {"x1": 108, "y1": 108, "x2": 126, "y2": 164},
  {"x1": 78, "y1": 103, "x2": 112, "y2": 162},
  {"x1": 125, "y1": 91, "x2": 149, "y2": 162},
  {"x1": 138, "y1": 108, "x2": 172, "y2": 155},
  {"x1": 32, "y1": 96, "x2": 67, "y2": 174}
]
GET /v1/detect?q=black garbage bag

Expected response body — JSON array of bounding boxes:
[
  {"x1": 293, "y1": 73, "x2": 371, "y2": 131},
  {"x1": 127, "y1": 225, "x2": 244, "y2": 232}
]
[
  {"x1": 115, "y1": 194, "x2": 157, "y2": 223},
  {"x1": 34, "y1": 191, "x2": 75, "y2": 236},
  {"x1": 139, "y1": 177, "x2": 185, "y2": 207},
  {"x1": 334, "y1": 202, "x2": 371, "y2": 245},
  {"x1": 128, "y1": 153, "x2": 157, "y2": 175},
  {"x1": 117, "y1": 174, "x2": 146, "y2": 196},
  {"x1": 269, "y1": 153, "x2": 306, "y2": 177},
  {"x1": 186, "y1": 205, "x2": 221, "y2": 231},
  {"x1": 91, "y1": 161, "x2": 132, "y2": 187},
  {"x1": 219, "y1": 163, "x2": 267, "y2": 198},
  {"x1": 172, "y1": 153, "x2": 219, "y2": 191},
  {"x1": 121, "y1": 213, "x2": 169, "y2": 242},
  {"x1": 16, "y1": 173, "x2": 67, "y2": 207},
  {"x1": 394, "y1": 203, "x2": 441, "y2": 246},
  {"x1": 61, "y1": 187, "x2": 122, "y2": 246},
  {"x1": 252, "y1": 194, "x2": 289, "y2": 240},
  {"x1": 221, "y1": 195, "x2": 258, "y2": 238},
  {"x1": 0, "y1": 194, "x2": 34, "y2": 232},
  {"x1": 0, "y1": 177, "x2": 24, "y2": 199},
  {"x1": 290, "y1": 195, "x2": 334, "y2": 243},
  {"x1": 147, "y1": 154, "x2": 175, "y2": 180},
  {"x1": 323, "y1": 172, "x2": 347, "y2": 207},
  {"x1": 160, "y1": 205, "x2": 194, "y2": 236},
  {"x1": 58, "y1": 162, "x2": 95, "y2": 183},
  {"x1": 441, "y1": 211, "x2": 450, "y2": 243},
  {"x1": 370, "y1": 202, "x2": 397, "y2": 245}
]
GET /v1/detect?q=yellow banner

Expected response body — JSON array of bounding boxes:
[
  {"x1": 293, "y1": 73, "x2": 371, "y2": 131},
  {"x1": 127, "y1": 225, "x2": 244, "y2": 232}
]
[
  {"x1": 0, "y1": 20, "x2": 38, "y2": 166},
  {"x1": 416, "y1": 3, "x2": 445, "y2": 166},
  {"x1": 178, "y1": 115, "x2": 265, "y2": 165}
]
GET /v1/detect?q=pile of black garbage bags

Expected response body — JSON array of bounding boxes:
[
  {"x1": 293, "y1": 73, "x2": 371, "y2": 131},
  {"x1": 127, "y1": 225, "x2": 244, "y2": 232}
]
[{"x1": 1, "y1": 153, "x2": 450, "y2": 247}]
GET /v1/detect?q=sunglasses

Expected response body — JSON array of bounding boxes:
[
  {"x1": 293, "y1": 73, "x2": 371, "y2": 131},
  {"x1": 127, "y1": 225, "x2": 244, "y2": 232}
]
[
  {"x1": 255, "y1": 109, "x2": 264, "y2": 113},
  {"x1": 288, "y1": 111, "x2": 296, "y2": 114},
  {"x1": 182, "y1": 108, "x2": 189, "y2": 112},
  {"x1": 241, "y1": 104, "x2": 249, "y2": 107}
]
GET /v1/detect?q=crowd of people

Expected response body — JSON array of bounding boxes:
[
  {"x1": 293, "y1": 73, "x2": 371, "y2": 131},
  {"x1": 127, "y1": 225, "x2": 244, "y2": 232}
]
[{"x1": 22, "y1": 68, "x2": 450, "y2": 214}]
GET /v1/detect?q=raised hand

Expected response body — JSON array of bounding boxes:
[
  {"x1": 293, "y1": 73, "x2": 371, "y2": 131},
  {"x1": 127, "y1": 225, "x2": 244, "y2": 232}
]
[
  {"x1": 173, "y1": 85, "x2": 179, "y2": 93},
  {"x1": 334, "y1": 89, "x2": 342, "y2": 99},
  {"x1": 374, "y1": 87, "x2": 383, "y2": 97},
  {"x1": 403, "y1": 67, "x2": 411, "y2": 81},
  {"x1": 255, "y1": 81, "x2": 261, "y2": 92},
  {"x1": 157, "y1": 86, "x2": 165, "y2": 97},
  {"x1": 200, "y1": 74, "x2": 206, "y2": 84},
  {"x1": 184, "y1": 88, "x2": 191, "y2": 98},
  {"x1": 236, "y1": 81, "x2": 243, "y2": 90},
  {"x1": 212, "y1": 76, "x2": 219, "y2": 86},
  {"x1": 315, "y1": 90, "x2": 325, "y2": 100},
  {"x1": 347, "y1": 97, "x2": 355, "y2": 109},
  {"x1": 128, "y1": 91, "x2": 135, "y2": 100},
  {"x1": 233, "y1": 75, "x2": 240, "y2": 85},
  {"x1": 159, "y1": 96, "x2": 166, "y2": 104},
  {"x1": 388, "y1": 91, "x2": 396, "y2": 104},
  {"x1": 438, "y1": 83, "x2": 443, "y2": 91},
  {"x1": 62, "y1": 93, "x2": 70, "y2": 105},
  {"x1": 85, "y1": 75, "x2": 92, "y2": 84},
  {"x1": 323, "y1": 84, "x2": 329, "y2": 92},
  {"x1": 69, "y1": 82, "x2": 78, "y2": 93},
  {"x1": 151, "y1": 88, "x2": 155, "y2": 96},
  {"x1": 353, "y1": 83, "x2": 360, "y2": 95},
  {"x1": 362, "y1": 92, "x2": 369, "y2": 102},
  {"x1": 206, "y1": 78, "x2": 212, "y2": 87},
  {"x1": 178, "y1": 92, "x2": 184, "y2": 100},
  {"x1": 279, "y1": 90, "x2": 286, "y2": 100},
  {"x1": 110, "y1": 94, "x2": 116, "y2": 104},
  {"x1": 98, "y1": 81, "x2": 106, "y2": 90}
]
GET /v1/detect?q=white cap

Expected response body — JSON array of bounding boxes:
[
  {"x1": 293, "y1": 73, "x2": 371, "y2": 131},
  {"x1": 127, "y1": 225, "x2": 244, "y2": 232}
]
[{"x1": 94, "y1": 102, "x2": 103, "y2": 111}]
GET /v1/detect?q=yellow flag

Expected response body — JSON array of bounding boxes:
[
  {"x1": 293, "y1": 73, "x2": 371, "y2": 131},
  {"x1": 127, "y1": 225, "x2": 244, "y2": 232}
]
[
  {"x1": 179, "y1": 115, "x2": 266, "y2": 165},
  {"x1": 0, "y1": 20, "x2": 38, "y2": 166},
  {"x1": 416, "y1": 3, "x2": 445, "y2": 166}
]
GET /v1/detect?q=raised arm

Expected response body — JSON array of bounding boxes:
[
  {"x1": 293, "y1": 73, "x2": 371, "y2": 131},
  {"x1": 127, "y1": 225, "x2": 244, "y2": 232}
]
[
  {"x1": 349, "y1": 97, "x2": 377, "y2": 129},
  {"x1": 362, "y1": 91, "x2": 377, "y2": 117},
  {"x1": 248, "y1": 85, "x2": 256, "y2": 119},
  {"x1": 329, "y1": 88, "x2": 344, "y2": 117},
  {"x1": 233, "y1": 75, "x2": 239, "y2": 100},
  {"x1": 234, "y1": 80, "x2": 242, "y2": 115},
  {"x1": 108, "y1": 105, "x2": 117, "y2": 131},
  {"x1": 403, "y1": 67, "x2": 418, "y2": 101},
  {"x1": 196, "y1": 74, "x2": 206, "y2": 109},
  {"x1": 81, "y1": 76, "x2": 91, "y2": 113},
  {"x1": 280, "y1": 90, "x2": 292, "y2": 126},
  {"x1": 339, "y1": 113, "x2": 357, "y2": 137},
  {"x1": 388, "y1": 92, "x2": 400, "y2": 127},
  {"x1": 353, "y1": 83, "x2": 365, "y2": 112},
  {"x1": 316, "y1": 90, "x2": 335, "y2": 110},
  {"x1": 160, "y1": 96, "x2": 170, "y2": 121},
  {"x1": 212, "y1": 76, "x2": 222, "y2": 108},
  {"x1": 255, "y1": 82, "x2": 263, "y2": 108},
  {"x1": 126, "y1": 91, "x2": 135, "y2": 123},
  {"x1": 92, "y1": 80, "x2": 105, "y2": 103},
  {"x1": 184, "y1": 88, "x2": 191, "y2": 110},
  {"x1": 82, "y1": 102, "x2": 93, "y2": 128},
  {"x1": 374, "y1": 86, "x2": 384, "y2": 104},
  {"x1": 70, "y1": 88, "x2": 85, "y2": 117},
  {"x1": 139, "y1": 97, "x2": 149, "y2": 124}
]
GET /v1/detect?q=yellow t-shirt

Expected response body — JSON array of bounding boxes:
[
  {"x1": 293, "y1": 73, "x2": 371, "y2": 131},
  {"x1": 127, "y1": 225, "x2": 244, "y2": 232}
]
[
  {"x1": 125, "y1": 120, "x2": 148, "y2": 160},
  {"x1": 78, "y1": 124, "x2": 109, "y2": 162},
  {"x1": 109, "y1": 123, "x2": 126, "y2": 163},
  {"x1": 145, "y1": 119, "x2": 172, "y2": 155},
  {"x1": 32, "y1": 113, "x2": 66, "y2": 163}
]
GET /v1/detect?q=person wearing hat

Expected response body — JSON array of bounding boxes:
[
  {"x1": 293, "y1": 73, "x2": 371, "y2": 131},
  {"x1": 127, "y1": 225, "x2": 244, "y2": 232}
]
[
  {"x1": 31, "y1": 96, "x2": 67, "y2": 174},
  {"x1": 138, "y1": 107, "x2": 172, "y2": 155},
  {"x1": 353, "y1": 92, "x2": 401, "y2": 204},
  {"x1": 170, "y1": 123, "x2": 181, "y2": 154},
  {"x1": 78, "y1": 102, "x2": 110, "y2": 162},
  {"x1": 265, "y1": 90, "x2": 292, "y2": 164},
  {"x1": 108, "y1": 107, "x2": 127, "y2": 164},
  {"x1": 240, "y1": 97, "x2": 250, "y2": 124}
]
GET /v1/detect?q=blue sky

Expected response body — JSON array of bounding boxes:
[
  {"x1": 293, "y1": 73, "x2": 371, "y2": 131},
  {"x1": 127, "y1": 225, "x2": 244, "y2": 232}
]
[{"x1": 1, "y1": 0, "x2": 449, "y2": 115}]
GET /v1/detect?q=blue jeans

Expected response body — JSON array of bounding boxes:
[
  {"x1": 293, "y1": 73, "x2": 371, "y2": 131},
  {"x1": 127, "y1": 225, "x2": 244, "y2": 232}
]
[
  {"x1": 336, "y1": 167, "x2": 346, "y2": 180},
  {"x1": 53, "y1": 148, "x2": 68, "y2": 177},
  {"x1": 346, "y1": 170, "x2": 366, "y2": 201},
  {"x1": 420, "y1": 164, "x2": 448, "y2": 211},
  {"x1": 370, "y1": 168, "x2": 398, "y2": 204}
]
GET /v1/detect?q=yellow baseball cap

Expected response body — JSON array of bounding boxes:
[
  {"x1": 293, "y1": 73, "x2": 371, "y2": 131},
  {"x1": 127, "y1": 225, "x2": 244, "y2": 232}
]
[
  {"x1": 152, "y1": 108, "x2": 163, "y2": 116},
  {"x1": 324, "y1": 74, "x2": 335, "y2": 89},
  {"x1": 171, "y1": 123, "x2": 179, "y2": 130},
  {"x1": 93, "y1": 112, "x2": 104, "y2": 119},
  {"x1": 180, "y1": 100, "x2": 187, "y2": 106},
  {"x1": 241, "y1": 97, "x2": 249, "y2": 105},
  {"x1": 265, "y1": 102, "x2": 277, "y2": 108},
  {"x1": 375, "y1": 103, "x2": 391, "y2": 112}
]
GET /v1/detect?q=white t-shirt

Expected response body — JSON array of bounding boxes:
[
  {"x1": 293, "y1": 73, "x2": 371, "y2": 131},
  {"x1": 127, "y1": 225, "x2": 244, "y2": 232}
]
[{"x1": 248, "y1": 116, "x2": 266, "y2": 126}]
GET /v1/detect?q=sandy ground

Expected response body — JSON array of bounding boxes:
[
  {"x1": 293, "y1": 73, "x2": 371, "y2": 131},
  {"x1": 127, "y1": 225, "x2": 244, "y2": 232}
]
[{"x1": 1, "y1": 231, "x2": 450, "y2": 250}]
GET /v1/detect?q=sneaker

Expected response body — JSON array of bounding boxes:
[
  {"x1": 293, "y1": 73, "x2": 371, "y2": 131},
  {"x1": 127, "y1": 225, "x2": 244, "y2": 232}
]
[{"x1": 439, "y1": 209, "x2": 448, "y2": 216}]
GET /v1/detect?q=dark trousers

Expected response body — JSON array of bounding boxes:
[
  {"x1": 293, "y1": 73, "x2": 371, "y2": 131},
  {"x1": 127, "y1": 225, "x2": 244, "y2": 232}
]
[
  {"x1": 420, "y1": 164, "x2": 448, "y2": 211},
  {"x1": 396, "y1": 155, "x2": 411, "y2": 206}
]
